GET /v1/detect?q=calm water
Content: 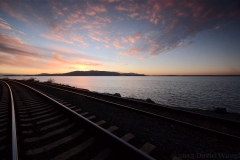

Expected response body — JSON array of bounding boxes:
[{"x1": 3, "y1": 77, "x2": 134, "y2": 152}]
[{"x1": 2, "y1": 76, "x2": 240, "y2": 113}]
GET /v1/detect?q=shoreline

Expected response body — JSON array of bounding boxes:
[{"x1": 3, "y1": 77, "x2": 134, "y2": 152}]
[
  {"x1": 2, "y1": 77, "x2": 240, "y2": 120},
  {"x1": 27, "y1": 79, "x2": 240, "y2": 121}
]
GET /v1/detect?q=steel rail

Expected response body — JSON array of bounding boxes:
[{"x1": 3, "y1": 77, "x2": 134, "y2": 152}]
[
  {"x1": 17, "y1": 80, "x2": 240, "y2": 141},
  {"x1": 1, "y1": 80, "x2": 18, "y2": 160},
  {"x1": 9, "y1": 80, "x2": 154, "y2": 160}
]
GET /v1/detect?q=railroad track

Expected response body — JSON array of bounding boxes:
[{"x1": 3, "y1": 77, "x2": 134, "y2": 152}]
[
  {"x1": 0, "y1": 81, "x2": 17, "y2": 159},
  {"x1": 19, "y1": 80, "x2": 240, "y2": 141},
  {"x1": 0, "y1": 80, "x2": 156, "y2": 159}
]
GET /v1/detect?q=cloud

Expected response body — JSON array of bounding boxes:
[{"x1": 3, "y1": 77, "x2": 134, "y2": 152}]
[
  {"x1": 0, "y1": 33, "x2": 24, "y2": 46},
  {"x1": 0, "y1": 33, "x2": 43, "y2": 59},
  {"x1": 71, "y1": 35, "x2": 89, "y2": 48},
  {"x1": 41, "y1": 33, "x2": 89, "y2": 48},
  {"x1": 128, "y1": 32, "x2": 143, "y2": 43},
  {"x1": 0, "y1": 32, "x2": 103, "y2": 70},
  {"x1": 41, "y1": 34, "x2": 73, "y2": 44},
  {"x1": 91, "y1": 4, "x2": 107, "y2": 13},
  {"x1": 118, "y1": 45, "x2": 149, "y2": 57},
  {"x1": 113, "y1": 40, "x2": 124, "y2": 49},
  {"x1": 0, "y1": 17, "x2": 26, "y2": 35},
  {"x1": 86, "y1": 11, "x2": 96, "y2": 16},
  {"x1": 116, "y1": 0, "x2": 240, "y2": 57},
  {"x1": 50, "y1": 52, "x2": 104, "y2": 67},
  {"x1": 0, "y1": 17, "x2": 11, "y2": 30},
  {"x1": 107, "y1": 0, "x2": 120, "y2": 3},
  {"x1": 0, "y1": 52, "x2": 45, "y2": 68},
  {"x1": 88, "y1": 30, "x2": 111, "y2": 44},
  {"x1": 0, "y1": 33, "x2": 46, "y2": 68},
  {"x1": 1, "y1": 0, "x2": 240, "y2": 60}
]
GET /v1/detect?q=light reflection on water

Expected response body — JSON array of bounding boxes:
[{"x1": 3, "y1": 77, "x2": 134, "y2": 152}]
[{"x1": 2, "y1": 76, "x2": 240, "y2": 113}]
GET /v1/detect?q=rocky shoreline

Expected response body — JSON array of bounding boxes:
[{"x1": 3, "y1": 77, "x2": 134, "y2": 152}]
[
  {"x1": 46, "y1": 80, "x2": 240, "y2": 122},
  {"x1": 16, "y1": 80, "x2": 240, "y2": 160}
]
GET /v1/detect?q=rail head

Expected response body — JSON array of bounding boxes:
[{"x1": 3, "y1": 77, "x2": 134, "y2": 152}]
[
  {"x1": 0, "y1": 80, "x2": 18, "y2": 160},
  {"x1": 11, "y1": 80, "x2": 154, "y2": 160}
]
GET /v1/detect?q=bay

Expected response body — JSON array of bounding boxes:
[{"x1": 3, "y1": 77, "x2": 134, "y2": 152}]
[{"x1": 1, "y1": 76, "x2": 240, "y2": 113}]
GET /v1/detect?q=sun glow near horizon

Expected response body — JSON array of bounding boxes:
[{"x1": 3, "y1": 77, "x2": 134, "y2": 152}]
[{"x1": 0, "y1": 0, "x2": 240, "y2": 75}]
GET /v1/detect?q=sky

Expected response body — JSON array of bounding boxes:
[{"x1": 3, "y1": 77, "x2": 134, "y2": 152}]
[{"x1": 0, "y1": 0, "x2": 240, "y2": 75}]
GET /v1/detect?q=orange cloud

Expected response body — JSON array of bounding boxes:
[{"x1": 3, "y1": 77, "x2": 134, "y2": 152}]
[{"x1": 49, "y1": 52, "x2": 104, "y2": 67}]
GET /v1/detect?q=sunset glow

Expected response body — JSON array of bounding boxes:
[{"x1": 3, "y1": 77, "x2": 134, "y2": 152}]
[{"x1": 0, "y1": 0, "x2": 240, "y2": 75}]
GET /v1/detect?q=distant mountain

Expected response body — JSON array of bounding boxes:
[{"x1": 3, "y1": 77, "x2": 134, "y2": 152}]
[{"x1": 35, "y1": 70, "x2": 146, "y2": 76}]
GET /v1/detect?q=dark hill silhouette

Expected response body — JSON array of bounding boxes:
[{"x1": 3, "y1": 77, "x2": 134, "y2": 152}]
[{"x1": 34, "y1": 70, "x2": 145, "y2": 76}]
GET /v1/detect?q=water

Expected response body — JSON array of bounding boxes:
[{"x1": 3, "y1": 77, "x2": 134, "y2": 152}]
[{"x1": 1, "y1": 76, "x2": 240, "y2": 113}]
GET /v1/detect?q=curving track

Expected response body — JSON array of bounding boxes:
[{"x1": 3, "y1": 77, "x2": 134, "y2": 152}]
[
  {"x1": 0, "y1": 80, "x2": 155, "y2": 160},
  {"x1": 20, "y1": 80, "x2": 240, "y2": 141},
  {"x1": 0, "y1": 82, "x2": 11, "y2": 159}
]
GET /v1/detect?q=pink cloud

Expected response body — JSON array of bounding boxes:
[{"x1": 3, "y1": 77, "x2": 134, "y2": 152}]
[
  {"x1": 46, "y1": 45, "x2": 83, "y2": 55},
  {"x1": 118, "y1": 47, "x2": 143, "y2": 57},
  {"x1": 42, "y1": 33, "x2": 89, "y2": 48},
  {"x1": 86, "y1": 11, "x2": 96, "y2": 16},
  {"x1": 88, "y1": 34, "x2": 108, "y2": 44},
  {"x1": 107, "y1": 0, "x2": 120, "y2": 2},
  {"x1": 91, "y1": 4, "x2": 107, "y2": 13},
  {"x1": 0, "y1": 53, "x2": 46, "y2": 69},
  {"x1": 0, "y1": 17, "x2": 11, "y2": 30},
  {"x1": 177, "y1": 10, "x2": 188, "y2": 17},
  {"x1": 129, "y1": 12, "x2": 138, "y2": 18},
  {"x1": 41, "y1": 34, "x2": 73, "y2": 44},
  {"x1": 50, "y1": 1, "x2": 64, "y2": 16},
  {"x1": 80, "y1": 25, "x2": 94, "y2": 29},
  {"x1": 115, "y1": 5, "x2": 129, "y2": 11},
  {"x1": 128, "y1": 32, "x2": 143, "y2": 43},
  {"x1": 128, "y1": 37, "x2": 135, "y2": 43},
  {"x1": 0, "y1": 33, "x2": 24, "y2": 46},
  {"x1": 115, "y1": 2, "x2": 139, "y2": 12},
  {"x1": 0, "y1": 33, "x2": 44, "y2": 65},
  {"x1": 50, "y1": 52, "x2": 104, "y2": 67},
  {"x1": 113, "y1": 40, "x2": 124, "y2": 49},
  {"x1": 121, "y1": 37, "x2": 128, "y2": 43},
  {"x1": 96, "y1": 16, "x2": 111, "y2": 23},
  {"x1": 177, "y1": 41, "x2": 184, "y2": 47},
  {"x1": 72, "y1": 36, "x2": 89, "y2": 48}
]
